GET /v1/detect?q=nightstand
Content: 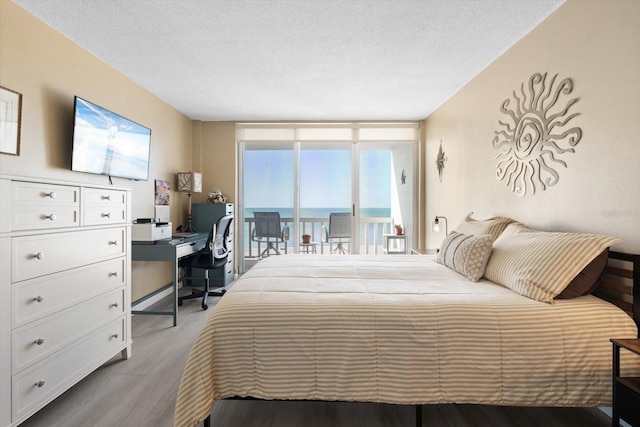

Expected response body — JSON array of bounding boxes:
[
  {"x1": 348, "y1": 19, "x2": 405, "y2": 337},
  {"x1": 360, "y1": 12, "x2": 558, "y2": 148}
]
[
  {"x1": 611, "y1": 338, "x2": 640, "y2": 426},
  {"x1": 383, "y1": 234, "x2": 407, "y2": 254}
]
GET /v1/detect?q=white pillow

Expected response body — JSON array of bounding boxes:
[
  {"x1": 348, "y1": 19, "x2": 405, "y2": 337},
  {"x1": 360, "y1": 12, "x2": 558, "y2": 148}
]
[
  {"x1": 484, "y1": 223, "x2": 620, "y2": 303},
  {"x1": 455, "y1": 212, "x2": 517, "y2": 241},
  {"x1": 436, "y1": 231, "x2": 494, "y2": 282}
]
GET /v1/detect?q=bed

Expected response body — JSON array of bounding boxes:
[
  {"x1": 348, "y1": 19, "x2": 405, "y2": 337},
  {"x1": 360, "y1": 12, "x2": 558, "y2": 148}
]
[{"x1": 174, "y1": 221, "x2": 640, "y2": 427}]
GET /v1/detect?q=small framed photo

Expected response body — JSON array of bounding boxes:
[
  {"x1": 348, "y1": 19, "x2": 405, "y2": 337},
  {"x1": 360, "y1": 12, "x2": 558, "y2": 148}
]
[
  {"x1": 155, "y1": 179, "x2": 171, "y2": 206},
  {"x1": 0, "y1": 86, "x2": 22, "y2": 156}
]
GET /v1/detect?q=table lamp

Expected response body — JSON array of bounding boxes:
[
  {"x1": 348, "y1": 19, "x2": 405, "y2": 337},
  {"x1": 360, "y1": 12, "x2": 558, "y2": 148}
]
[
  {"x1": 433, "y1": 216, "x2": 448, "y2": 236},
  {"x1": 177, "y1": 171, "x2": 202, "y2": 232}
]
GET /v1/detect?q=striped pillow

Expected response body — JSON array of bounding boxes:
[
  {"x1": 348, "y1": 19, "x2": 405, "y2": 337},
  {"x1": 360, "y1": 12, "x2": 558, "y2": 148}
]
[
  {"x1": 436, "y1": 232, "x2": 494, "y2": 282},
  {"x1": 484, "y1": 223, "x2": 620, "y2": 303},
  {"x1": 455, "y1": 212, "x2": 517, "y2": 241}
]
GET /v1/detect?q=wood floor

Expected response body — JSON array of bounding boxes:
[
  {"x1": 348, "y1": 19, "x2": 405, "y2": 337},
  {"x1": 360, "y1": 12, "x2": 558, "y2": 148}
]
[{"x1": 20, "y1": 293, "x2": 611, "y2": 427}]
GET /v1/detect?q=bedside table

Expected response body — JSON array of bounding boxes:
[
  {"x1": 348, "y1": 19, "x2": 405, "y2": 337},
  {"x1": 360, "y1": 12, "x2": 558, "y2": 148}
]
[
  {"x1": 611, "y1": 338, "x2": 640, "y2": 426},
  {"x1": 383, "y1": 234, "x2": 407, "y2": 254}
]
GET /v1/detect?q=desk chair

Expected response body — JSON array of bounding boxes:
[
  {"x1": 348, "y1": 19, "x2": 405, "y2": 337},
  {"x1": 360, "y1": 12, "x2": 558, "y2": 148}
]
[
  {"x1": 322, "y1": 212, "x2": 352, "y2": 254},
  {"x1": 178, "y1": 214, "x2": 233, "y2": 310},
  {"x1": 251, "y1": 212, "x2": 289, "y2": 257}
]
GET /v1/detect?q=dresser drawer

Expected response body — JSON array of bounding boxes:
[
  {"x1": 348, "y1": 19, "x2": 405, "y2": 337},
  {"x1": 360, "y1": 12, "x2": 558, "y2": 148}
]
[
  {"x1": 83, "y1": 206, "x2": 128, "y2": 226},
  {"x1": 176, "y1": 239, "x2": 206, "y2": 258},
  {"x1": 11, "y1": 181, "x2": 79, "y2": 206},
  {"x1": 13, "y1": 288, "x2": 125, "y2": 372},
  {"x1": 11, "y1": 206, "x2": 79, "y2": 231},
  {"x1": 13, "y1": 257, "x2": 126, "y2": 327},
  {"x1": 12, "y1": 228, "x2": 126, "y2": 282},
  {"x1": 83, "y1": 188, "x2": 127, "y2": 206},
  {"x1": 83, "y1": 188, "x2": 127, "y2": 226},
  {"x1": 10, "y1": 182, "x2": 80, "y2": 231},
  {"x1": 12, "y1": 317, "x2": 126, "y2": 420}
]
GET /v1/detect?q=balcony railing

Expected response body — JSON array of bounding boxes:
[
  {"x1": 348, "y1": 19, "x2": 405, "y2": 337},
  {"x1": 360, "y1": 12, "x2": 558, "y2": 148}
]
[{"x1": 244, "y1": 216, "x2": 395, "y2": 258}]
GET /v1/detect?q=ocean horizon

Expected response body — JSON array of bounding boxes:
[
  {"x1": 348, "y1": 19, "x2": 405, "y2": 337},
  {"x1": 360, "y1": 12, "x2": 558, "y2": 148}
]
[{"x1": 244, "y1": 207, "x2": 391, "y2": 218}]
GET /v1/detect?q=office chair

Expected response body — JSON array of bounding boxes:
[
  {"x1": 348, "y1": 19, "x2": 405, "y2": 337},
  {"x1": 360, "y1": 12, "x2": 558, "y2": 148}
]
[
  {"x1": 251, "y1": 212, "x2": 289, "y2": 257},
  {"x1": 322, "y1": 212, "x2": 352, "y2": 254},
  {"x1": 178, "y1": 214, "x2": 233, "y2": 310}
]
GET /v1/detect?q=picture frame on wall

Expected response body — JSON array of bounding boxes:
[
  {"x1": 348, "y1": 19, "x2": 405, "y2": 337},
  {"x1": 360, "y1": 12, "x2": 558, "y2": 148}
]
[
  {"x1": 0, "y1": 86, "x2": 22, "y2": 156},
  {"x1": 155, "y1": 179, "x2": 170, "y2": 206}
]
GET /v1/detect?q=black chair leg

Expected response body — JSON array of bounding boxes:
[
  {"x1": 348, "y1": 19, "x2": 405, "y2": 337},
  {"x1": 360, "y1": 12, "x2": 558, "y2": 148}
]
[
  {"x1": 201, "y1": 270, "x2": 210, "y2": 310},
  {"x1": 179, "y1": 268, "x2": 225, "y2": 310}
]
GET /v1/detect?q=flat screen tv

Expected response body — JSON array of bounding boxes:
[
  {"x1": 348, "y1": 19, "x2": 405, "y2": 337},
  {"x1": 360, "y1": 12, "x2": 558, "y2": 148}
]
[{"x1": 71, "y1": 96, "x2": 151, "y2": 181}]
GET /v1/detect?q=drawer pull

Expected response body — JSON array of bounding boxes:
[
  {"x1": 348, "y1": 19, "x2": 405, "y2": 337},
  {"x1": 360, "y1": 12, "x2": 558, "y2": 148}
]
[
  {"x1": 111, "y1": 302, "x2": 119, "y2": 308},
  {"x1": 102, "y1": 212, "x2": 111, "y2": 218},
  {"x1": 34, "y1": 295, "x2": 44, "y2": 303},
  {"x1": 34, "y1": 380, "x2": 45, "y2": 388},
  {"x1": 45, "y1": 213, "x2": 57, "y2": 221},
  {"x1": 111, "y1": 333, "x2": 119, "y2": 339},
  {"x1": 102, "y1": 195, "x2": 111, "y2": 201},
  {"x1": 34, "y1": 252, "x2": 45, "y2": 260},
  {"x1": 34, "y1": 338, "x2": 45, "y2": 345},
  {"x1": 46, "y1": 191, "x2": 56, "y2": 199},
  {"x1": 108, "y1": 240, "x2": 118, "y2": 246},
  {"x1": 109, "y1": 271, "x2": 118, "y2": 277}
]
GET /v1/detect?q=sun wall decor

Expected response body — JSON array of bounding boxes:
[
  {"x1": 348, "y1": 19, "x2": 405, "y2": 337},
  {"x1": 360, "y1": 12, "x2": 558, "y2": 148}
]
[{"x1": 493, "y1": 72, "x2": 582, "y2": 197}]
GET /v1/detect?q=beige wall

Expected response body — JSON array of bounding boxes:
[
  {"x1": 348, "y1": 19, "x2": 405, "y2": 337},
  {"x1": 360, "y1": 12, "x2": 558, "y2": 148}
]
[
  {"x1": 424, "y1": 0, "x2": 640, "y2": 253},
  {"x1": 0, "y1": 2, "x2": 195, "y2": 301},
  {"x1": 193, "y1": 121, "x2": 237, "y2": 205}
]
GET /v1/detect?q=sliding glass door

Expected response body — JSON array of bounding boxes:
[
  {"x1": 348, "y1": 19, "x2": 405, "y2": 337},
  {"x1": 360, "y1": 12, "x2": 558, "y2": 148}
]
[
  {"x1": 299, "y1": 142, "x2": 353, "y2": 250},
  {"x1": 237, "y1": 123, "x2": 419, "y2": 273},
  {"x1": 241, "y1": 142, "x2": 294, "y2": 260},
  {"x1": 358, "y1": 141, "x2": 416, "y2": 254}
]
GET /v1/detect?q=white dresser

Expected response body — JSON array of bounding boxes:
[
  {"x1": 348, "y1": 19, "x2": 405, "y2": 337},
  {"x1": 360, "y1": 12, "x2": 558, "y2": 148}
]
[{"x1": 0, "y1": 176, "x2": 132, "y2": 427}]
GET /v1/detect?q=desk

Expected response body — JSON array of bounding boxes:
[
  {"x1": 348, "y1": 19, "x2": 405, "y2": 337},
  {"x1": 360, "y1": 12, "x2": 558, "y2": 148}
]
[{"x1": 132, "y1": 234, "x2": 207, "y2": 326}]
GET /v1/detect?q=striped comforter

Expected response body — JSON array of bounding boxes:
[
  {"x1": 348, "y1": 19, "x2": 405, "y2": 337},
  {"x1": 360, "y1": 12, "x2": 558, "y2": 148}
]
[{"x1": 174, "y1": 255, "x2": 639, "y2": 427}]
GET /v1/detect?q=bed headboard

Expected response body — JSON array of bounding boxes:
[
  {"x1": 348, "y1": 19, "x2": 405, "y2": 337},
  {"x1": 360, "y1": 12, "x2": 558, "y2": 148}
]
[{"x1": 593, "y1": 251, "x2": 640, "y2": 333}]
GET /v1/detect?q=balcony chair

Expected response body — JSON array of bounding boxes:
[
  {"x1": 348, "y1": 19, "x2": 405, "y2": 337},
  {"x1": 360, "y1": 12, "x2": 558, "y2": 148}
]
[
  {"x1": 251, "y1": 212, "x2": 290, "y2": 258},
  {"x1": 178, "y1": 214, "x2": 234, "y2": 310},
  {"x1": 322, "y1": 212, "x2": 352, "y2": 254}
]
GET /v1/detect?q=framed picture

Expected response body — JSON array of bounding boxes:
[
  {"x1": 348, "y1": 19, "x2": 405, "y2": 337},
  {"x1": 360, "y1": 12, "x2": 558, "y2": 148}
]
[
  {"x1": 0, "y1": 86, "x2": 22, "y2": 156},
  {"x1": 155, "y1": 179, "x2": 170, "y2": 206}
]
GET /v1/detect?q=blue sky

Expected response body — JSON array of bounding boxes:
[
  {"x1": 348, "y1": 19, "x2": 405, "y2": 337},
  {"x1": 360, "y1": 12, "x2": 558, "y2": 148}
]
[{"x1": 244, "y1": 149, "x2": 391, "y2": 209}]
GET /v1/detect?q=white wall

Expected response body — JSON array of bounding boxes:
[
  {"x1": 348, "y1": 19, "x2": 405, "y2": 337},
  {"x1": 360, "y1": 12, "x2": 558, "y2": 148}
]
[{"x1": 424, "y1": 0, "x2": 640, "y2": 253}]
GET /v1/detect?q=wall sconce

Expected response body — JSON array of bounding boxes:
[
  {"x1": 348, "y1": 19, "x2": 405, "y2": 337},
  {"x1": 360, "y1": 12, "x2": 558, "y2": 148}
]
[
  {"x1": 433, "y1": 216, "x2": 448, "y2": 236},
  {"x1": 177, "y1": 171, "x2": 202, "y2": 232}
]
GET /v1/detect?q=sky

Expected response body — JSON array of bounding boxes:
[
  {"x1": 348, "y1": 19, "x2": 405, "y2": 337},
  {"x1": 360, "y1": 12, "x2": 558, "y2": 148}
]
[{"x1": 244, "y1": 148, "x2": 392, "y2": 210}]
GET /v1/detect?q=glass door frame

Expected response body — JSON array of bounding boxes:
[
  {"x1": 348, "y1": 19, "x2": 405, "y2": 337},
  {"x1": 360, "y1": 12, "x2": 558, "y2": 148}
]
[{"x1": 236, "y1": 123, "x2": 420, "y2": 274}]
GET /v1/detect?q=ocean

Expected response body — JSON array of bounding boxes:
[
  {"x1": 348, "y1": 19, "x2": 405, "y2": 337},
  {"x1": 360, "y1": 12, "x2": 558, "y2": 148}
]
[{"x1": 244, "y1": 207, "x2": 390, "y2": 218}]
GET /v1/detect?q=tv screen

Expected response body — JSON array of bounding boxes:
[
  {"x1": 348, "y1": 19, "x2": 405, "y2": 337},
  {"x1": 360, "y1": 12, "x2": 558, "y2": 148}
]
[{"x1": 71, "y1": 96, "x2": 151, "y2": 181}]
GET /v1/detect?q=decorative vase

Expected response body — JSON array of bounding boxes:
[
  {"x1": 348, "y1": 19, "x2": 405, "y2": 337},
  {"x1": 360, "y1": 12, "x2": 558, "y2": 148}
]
[
  {"x1": 302, "y1": 234, "x2": 311, "y2": 244},
  {"x1": 395, "y1": 225, "x2": 403, "y2": 235}
]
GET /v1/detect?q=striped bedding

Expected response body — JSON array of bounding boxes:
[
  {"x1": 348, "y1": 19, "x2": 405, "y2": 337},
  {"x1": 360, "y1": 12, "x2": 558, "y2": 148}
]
[{"x1": 174, "y1": 254, "x2": 639, "y2": 427}]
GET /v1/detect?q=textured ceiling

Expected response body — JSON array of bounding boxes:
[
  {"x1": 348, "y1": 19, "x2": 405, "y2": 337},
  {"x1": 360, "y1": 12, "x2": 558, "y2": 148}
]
[{"x1": 13, "y1": 0, "x2": 565, "y2": 121}]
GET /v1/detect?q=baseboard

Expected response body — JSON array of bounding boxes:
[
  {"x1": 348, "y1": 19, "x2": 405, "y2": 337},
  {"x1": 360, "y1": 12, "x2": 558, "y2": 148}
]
[{"x1": 132, "y1": 282, "x2": 180, "y2": 312}]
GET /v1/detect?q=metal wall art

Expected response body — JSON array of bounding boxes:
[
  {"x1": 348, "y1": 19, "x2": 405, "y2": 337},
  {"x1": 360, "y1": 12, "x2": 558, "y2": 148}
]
[
  {"x1": 493, "y1": 73, "x2": 582, "y2": 196},
  {"x1": 436, "y1": 140, "x2": 447, "y2": 183}
]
